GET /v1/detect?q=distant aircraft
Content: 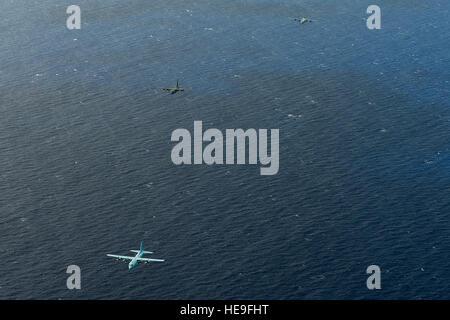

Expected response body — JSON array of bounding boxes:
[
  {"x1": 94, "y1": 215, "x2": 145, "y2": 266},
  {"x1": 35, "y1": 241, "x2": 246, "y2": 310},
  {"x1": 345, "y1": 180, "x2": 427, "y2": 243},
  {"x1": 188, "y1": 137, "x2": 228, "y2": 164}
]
[
  {"x1": 107, "y1": 241, "x2": 165, "y2": 270},
  {"x1": 293, "y1": 17, "x2": 313, "y2": 24},
  {"x1": 162, "y1": 80, "x2": 184, "y2": 94}
]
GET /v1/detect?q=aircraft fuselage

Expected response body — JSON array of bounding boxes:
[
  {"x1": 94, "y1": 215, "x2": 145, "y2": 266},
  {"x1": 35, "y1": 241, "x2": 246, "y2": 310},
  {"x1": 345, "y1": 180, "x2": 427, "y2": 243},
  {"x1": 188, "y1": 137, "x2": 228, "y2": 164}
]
[{"x1": 128, "y1": 251, "x2": 143, "y2": 269}]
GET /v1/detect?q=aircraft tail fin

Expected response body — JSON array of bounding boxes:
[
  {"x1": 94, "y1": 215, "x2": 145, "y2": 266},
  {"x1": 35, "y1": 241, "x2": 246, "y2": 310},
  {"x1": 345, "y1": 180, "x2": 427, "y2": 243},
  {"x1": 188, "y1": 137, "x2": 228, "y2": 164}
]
[{"x1": 140, "y1": 241, "x2": 143, "y2": 253}]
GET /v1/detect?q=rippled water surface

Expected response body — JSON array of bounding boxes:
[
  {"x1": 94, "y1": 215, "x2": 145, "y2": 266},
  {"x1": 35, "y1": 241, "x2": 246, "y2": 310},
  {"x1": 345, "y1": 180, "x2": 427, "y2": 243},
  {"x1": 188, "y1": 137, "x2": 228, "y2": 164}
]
[{"x1": 0, "y1": 0, "x2": 449, "y2": 299}]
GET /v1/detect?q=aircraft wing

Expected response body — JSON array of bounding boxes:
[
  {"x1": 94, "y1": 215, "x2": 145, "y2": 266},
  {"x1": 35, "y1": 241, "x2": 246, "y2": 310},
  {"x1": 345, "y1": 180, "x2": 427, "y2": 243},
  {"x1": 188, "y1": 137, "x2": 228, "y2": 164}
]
[
  {"x1": 106, "y1": 254, "x2": 135, "y2": 261},
  {"x1": 136, "y1": 257, "x2": 165, "y2": 263}
]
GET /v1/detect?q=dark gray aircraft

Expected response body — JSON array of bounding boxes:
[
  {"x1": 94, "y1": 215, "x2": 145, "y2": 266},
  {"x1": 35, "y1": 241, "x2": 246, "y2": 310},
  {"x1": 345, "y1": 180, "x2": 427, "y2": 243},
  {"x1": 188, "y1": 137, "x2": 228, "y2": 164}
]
[
  {"x1": 293, "y1": 17, "x2": 313, "y2": 24},
  {"x1": 162, "y1": 80, "x2": 184, "y2": 94}
]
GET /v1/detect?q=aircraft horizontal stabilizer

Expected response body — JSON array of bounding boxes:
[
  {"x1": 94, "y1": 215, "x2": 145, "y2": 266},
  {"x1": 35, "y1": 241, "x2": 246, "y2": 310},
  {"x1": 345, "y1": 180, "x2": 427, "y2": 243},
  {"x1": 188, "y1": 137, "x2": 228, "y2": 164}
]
[{"x1": 130, "y1": 250, "x2": 153, "y2": 254}]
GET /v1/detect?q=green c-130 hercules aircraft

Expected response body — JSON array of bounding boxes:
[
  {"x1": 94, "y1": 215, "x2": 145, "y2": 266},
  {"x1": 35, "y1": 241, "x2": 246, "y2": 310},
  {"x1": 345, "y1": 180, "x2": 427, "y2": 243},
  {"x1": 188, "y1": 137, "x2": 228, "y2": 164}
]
[
  {"x1": 107, "y1": 241, "x2": 165, "y2": 270},
  {"x1": 161, "y1": 80, "x2": 185, "y2": 94}
]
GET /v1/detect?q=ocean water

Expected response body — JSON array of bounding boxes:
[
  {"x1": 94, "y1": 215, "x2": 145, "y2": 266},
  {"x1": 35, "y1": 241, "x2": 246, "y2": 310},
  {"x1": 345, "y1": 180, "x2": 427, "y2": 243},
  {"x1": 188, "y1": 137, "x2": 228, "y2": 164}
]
[{"x1": 0, "y1": 0, "x2": 449, "y2": 299}]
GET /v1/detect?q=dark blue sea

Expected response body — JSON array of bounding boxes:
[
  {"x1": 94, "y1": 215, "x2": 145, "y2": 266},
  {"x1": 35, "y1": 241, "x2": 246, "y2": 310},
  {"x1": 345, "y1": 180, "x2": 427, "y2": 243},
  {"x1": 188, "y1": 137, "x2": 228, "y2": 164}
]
[{"x1": 0, "y1": 0, "x2": 449, "y2": 299}]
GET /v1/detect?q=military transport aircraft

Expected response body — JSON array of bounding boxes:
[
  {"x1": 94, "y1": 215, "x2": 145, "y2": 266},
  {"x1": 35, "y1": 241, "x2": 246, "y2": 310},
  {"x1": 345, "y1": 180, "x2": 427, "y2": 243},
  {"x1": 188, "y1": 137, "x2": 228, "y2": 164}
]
[
  {"x1": 293, "y1": 17, "x2": 313, "y2": 24},
  {"x1": 107, "y1": 242, "x2": 165, "y2": 270},
  {"x1": 162, "y1": 80, "x2": 184, "y2": 94}
]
